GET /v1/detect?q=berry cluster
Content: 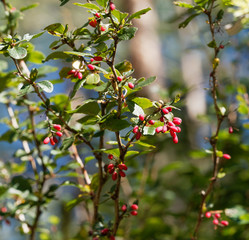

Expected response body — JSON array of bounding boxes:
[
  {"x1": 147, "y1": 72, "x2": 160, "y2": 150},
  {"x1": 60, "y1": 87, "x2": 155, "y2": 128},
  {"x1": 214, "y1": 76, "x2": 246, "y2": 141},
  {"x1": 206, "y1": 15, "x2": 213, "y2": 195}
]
[
  {"x1": 132, "y1": 107, "x2": 182, "y2": 144},
  {"x1": 107, "y1": 154, "x2": 128, "y2": 181},
  {"x1": 205, "y1": 211, "x2": 229, "y2": 228},
  {"x1": 67, "y1": 69, "x2": 83, "y2": 80},
  {"x1": 43, "y1": 124, "x2": 63, "y2": 146},
  {"x1": 121, "y1": 203, "x2": 139, "y2": 216}
]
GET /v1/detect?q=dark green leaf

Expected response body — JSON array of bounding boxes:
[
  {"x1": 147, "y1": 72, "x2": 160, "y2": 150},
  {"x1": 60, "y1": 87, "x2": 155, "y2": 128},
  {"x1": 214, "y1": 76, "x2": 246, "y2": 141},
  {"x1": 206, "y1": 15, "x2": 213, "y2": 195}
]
[
  {"x1": 127, "y1": 7, "x2": 151, "y2": 22},
  {"x1": 30, "y1": 68, "x2": 38, "y2": 81},
  {"x1": 112, "y1": 9, "x2": 129, "y2": 23},
  {"x1": 132, "y1": 97, "x2": 153, "y2": 109},
  {"x1": 102, "y1": 116, "x2": 130, "y2": 131},
  {"x1": 11, "y1": 176, "x2": 32, "y2": 192},
  {"x1": 127, "y1": 101, "x2": 145, "y2": 116},
  {"x1": 45, "y1": 51, "x2": 69, "y2": 61},
  {"x1": 8, "y1": 47, "x2": 27, "y2": 59},
  {"x1": 61, "y1": 137, "x2": 74, "y2": 151},
  {"x1": 44, "y1": 23, "x2": 65, "y2": 35},
  {"x1": 117, "y1": 27, "x2": 137, "y2": 41},
  {"x1": 59, "y1": 0, "x2": 70, "y2": 6},
  {"x1": 68, "y1": 99, "x2": 100, "y2": 115},
  {"x1": 179, "y1": 13, "x2": 200, "y2": 28},
  {"x1": 207, "y1": 40, "x2": 217, "y2": 48}
]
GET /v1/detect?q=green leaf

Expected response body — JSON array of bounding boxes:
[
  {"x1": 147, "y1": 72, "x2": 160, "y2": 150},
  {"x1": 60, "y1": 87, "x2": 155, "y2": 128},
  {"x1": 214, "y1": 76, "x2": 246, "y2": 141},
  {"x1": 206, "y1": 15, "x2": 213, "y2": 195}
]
[
  {"x1": 115, "y1": 60, "x2": 133, "y2": 73},
  {"x1": 28, "y1": 50, "x2": 45, "y2": 64},
  {"x1": 11, "y1": 176, "x2": 32, "y2": 192},
  {"x1": 96, "y1": 0, "x2": 108, "y2": 7},
  {"x1": 61, "y1": 137, "x2": 74, "y2": 151},
  {"x1": 30, "y1": 68, "x2": 38, "y2": 81},
  {"x1": 70, "y1": 79, "x2": 86, "y2": 99},
  {"x1": 73, "y1": 3, "x2": 100, "y2": 11},
  {"x1": 127, "y1": 101, "x2": 145, "y2": 116},
  {"x1": 59, "y1": 0, "x2": 70, "y2": 6},
  {"x1": 127, "y1": 7, "x2": 151, "y2": 22},
  {"x1": 20, "y1": 3, "x2": 39, "y2": 12},
  {"x1": 143, "y1": 126, "x2": 155, "y2": 135},
  {"x1": 44, "y1": 23, "x2": 65, "y2": 35},
  {"x1": 207, "y1": 40, "x2": 217, "y2": 48},
  {"x1": 68, "y1": 99, "x2": 100, "y2": 115},
  {"x1": 37, "y1": 80, "x2": 54, "y2": 93},
  {"x1": 132, "y1": 97, "x2": 153, "y2": 109},
  {"x1": 112, "y1": 9, "x2": 129, "y2": 23},
  {"x1": 102, "y1": 116, "x2": 130, "y2": 131},
  {"x1": 18, "y1": 84, "x2": 34, "y2": 97},
  {"x1": 64, "y1": 51, "x2": 92, "y2": 57},
  {"x1": 45, "y1": 51, "x2": 69, "y2": 61},
  {"x1": 174, "y1": 93, "x2": 181, "y2": 103},
  {"x1": 173, "y1": 1, "x2": 194, "y2": 8},
  {"x1": 8, "y1": 47, "x2": 27, "y2": 59},
  {"x1": 136, "y1": 76, "x2": 156, "y2": 88},
  {"x1": 179, "y1": 13, "x2": 200, "y2": 28},
  {"x1": 117, "y1": 27, "x2": 137, "y2": 41},
  {"x1": 86, "y1": 73, "x2": 100, "y2": 84}
]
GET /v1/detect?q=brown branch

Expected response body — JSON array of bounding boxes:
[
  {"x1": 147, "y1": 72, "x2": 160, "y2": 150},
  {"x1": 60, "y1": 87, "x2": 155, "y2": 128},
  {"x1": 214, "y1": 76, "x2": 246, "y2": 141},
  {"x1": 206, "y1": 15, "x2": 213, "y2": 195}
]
[{"x1": 191, "y1": 1, "x2": 226, "y2": 239}]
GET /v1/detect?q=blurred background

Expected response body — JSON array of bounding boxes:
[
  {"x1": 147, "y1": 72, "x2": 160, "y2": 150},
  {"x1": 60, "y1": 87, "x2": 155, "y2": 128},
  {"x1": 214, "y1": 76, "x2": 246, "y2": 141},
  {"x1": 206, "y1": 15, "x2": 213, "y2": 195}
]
[{"x1": 0, "y1": 0, "x2": 249, "y2": 239}]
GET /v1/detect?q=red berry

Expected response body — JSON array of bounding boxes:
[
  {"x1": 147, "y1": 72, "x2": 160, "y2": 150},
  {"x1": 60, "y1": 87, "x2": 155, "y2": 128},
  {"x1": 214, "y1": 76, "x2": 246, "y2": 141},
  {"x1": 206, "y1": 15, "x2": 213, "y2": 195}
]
[
  {"x1": 160, "y1": 116, "x2": 164, "y2": 122},
  {"x1": 53, "y1": 136, "x2": 58, "y2": 144},
  {"x1": 156, "y1": 126, "x2": 163, "y2": 133},
  {"x1": 43, "y1": 137, "x2": 50, "y2": 144},
  {"x1": 118, "y1": 163, "x2": 127, "y2": 171},
  {"x1": 162, "y1": 125, "x2": 168, "y2": 133},
  {"x1": 170, "y1": 130, "x2": 176, "y2": 138},
  {"x1": 100, "y1": 26, "x2": 106, "y2": 32},
  {"x1": 117, "y1": 76, "x2": 122, "y2": 82},
  {"x1": 167, "y1": 121, "x2": 175, "y2": 127},
  {"x1": 175, "y1": 127, "x2": 181, "y2": 133},
  {"x1": 136, "y1": 131, "x2": 142, "y2": 140},
  {"x1": 93, "y1": 56, "x2": 103, "y2": 61},
  {"x1": 166, "y1": 107, "x2": 172, "y2": 112},
  {"x1": 95, "y1": 13, "x2": 101, "y2": 18},
  {"x1": 139, "y1": 115, "x2": 145, "y2": 121},
  {"x1": 214, "y1": 213, "x2": 221, "y2": 219},
  {"x1": 128, "y1": 82, "x2": 134, "y2": 89},
  {"x1": 148, "y1": 120, "x2": 155, "y2": 125},
  {"x1": 173, "y1": 117, "x2": 182, "y2": 125},
  {"x1": 121, "y1": 205, "x2": 127, "y2": 212},
  {"x1": 108, "y1": 168, "x2": 115, "y2": 174},
  {"x1": 90, "y1": 58, "x2": 94, "y2": 62},
  {"x1": 220, "y1": 44, "x2": 224, "y2": 49},
  {"x1": 173, "y1": 134, "x2": 178, "y2": 144},
  {"x1": 50, "y1": 137, "x2": 55, "y2": 146},
  {"x1": 1, "y1": 207, "x2": 7, "y2": 213},
  {"x1": 109, "y1": 236, "x2": 115, "y2": 240},
  {"x1": 133, "y1": 125, "x2": 139, "y2": 134},
  {"x1": 68, "y1": 69, "x2": 76, "y2": 75},
  {"x1": 205, "y1": 212, "x2": 212, "y2": 218},
  {"x1": 77, "y1": 71, "x2": 83, "y2": 79},
  {"x1": 162, "y1": 108, "x2": 169, "y2": 114},
  {"x1": 119, "y1": 170, "x2": 126, "y2": 177},
  {"x1": 131, "y1": 204, "x2": 138, "y2": 210},
  {"x1": 56, "y1": 131, "x2": 63, "y2": 137},
  {"x1": 108, "y1": 154, "x2": 114, "y2": 160},
  {"x1": 110, "y1": 2, "x2": 115, "y2": 10},
  {"x1": 101, "y1": 228, "x2": 109, "y2": 235},
  {"x1": 74, "y1": 70, "x2": 79, "y2": 77},
  {"x1": 89, "y1": 19, "x2": 97, "y2": 28},
  {"x1": 112, "y1": 172, "x2": 118, "y2": 181},
  {"x1": 223, "y1": 154, "x2": 231, "y2": 160},
  {"x1": 130, "y1": 210, "x2": 138, "y2": 216},
  {"x1": 221, "y1": 220, "x2": 229, "y2": 226},
  {"x1": 213, "y1": 219, "x2": 219, "y2": 225},
  {"x1": 88, "y1": 64, "x2": 95, "y2": 70},
  {"x1": 53, "y1": 124, "x2": 61, "y2": 131},
  {"x1": 108, "y1": 163, "x2": 114, "y2": 169},
  {"x1": 169, "y1": 126, "x2": 179, "y2": 132},
  {"x1": 229, "y1": 126, "x2": 233, "y2": 133}
]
